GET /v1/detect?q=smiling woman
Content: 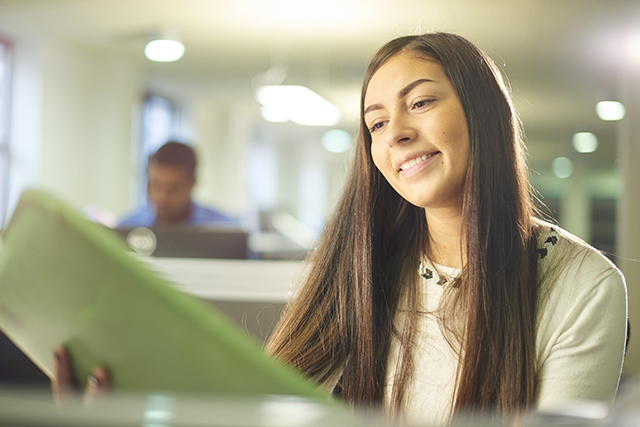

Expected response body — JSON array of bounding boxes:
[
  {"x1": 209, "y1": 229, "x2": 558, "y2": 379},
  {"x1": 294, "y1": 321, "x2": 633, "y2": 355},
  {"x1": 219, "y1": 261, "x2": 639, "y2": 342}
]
[
  {"x1": 266, "y1": 32, "x2": 628, "y2": 425},
  {"x1": 365, "y1": 54, "x2": 470, "y2": 227}
]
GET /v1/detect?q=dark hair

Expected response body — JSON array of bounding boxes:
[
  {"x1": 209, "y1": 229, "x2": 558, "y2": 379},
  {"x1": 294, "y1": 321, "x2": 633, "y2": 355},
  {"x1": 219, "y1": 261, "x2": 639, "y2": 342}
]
[
  {"x1": 149, "y1": 141, "x2": 197, "y2": 178},
  {"x1": 267, "y1": 32, "x2": 539, "y2": 417}
]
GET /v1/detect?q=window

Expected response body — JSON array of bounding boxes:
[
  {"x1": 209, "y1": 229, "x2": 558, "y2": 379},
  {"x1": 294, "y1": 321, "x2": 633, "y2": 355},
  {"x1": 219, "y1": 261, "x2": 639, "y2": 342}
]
[
  {"x1": 137, "y1": 94, "x2": 179, "y2": 205},
  {"x1": 0, "y1": 35, "x2": 12, "y2": 227}
]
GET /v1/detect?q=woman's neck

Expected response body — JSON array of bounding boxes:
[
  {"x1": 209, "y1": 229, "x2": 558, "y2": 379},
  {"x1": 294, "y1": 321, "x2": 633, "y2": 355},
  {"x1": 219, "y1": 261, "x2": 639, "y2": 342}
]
[{"x1": 424, "y1": 207, "x2": 465, "y2": 269}]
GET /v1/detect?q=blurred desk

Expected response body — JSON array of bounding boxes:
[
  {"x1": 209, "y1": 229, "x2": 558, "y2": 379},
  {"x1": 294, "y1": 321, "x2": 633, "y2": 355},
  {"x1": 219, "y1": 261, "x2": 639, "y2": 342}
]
[
  {"x1": 141, "y1": 258, "x2": 306, "y2": 303},
  {"x1": 0, "y1": 390, "x2": 367, "y2": 427},
  {"x1": 0, "y1": 387, "x2": 630, "y2": 427},
  {"x1": 141, "y1": 258, "x2": 307, "y2": 343}
]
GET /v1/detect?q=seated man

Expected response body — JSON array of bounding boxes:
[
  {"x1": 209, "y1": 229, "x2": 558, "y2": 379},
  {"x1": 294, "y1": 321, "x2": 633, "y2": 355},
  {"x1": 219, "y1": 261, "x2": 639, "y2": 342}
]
[{"x1": 118, "y1": 142, "x2": 235, "y2": 227}]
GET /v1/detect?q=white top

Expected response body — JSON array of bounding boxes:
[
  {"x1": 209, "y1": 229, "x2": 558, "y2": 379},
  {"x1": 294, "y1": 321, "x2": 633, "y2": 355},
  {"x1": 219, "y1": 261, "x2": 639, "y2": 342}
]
[{"x1": 384, "y1": 226, "x2": 628, "y2": 425}]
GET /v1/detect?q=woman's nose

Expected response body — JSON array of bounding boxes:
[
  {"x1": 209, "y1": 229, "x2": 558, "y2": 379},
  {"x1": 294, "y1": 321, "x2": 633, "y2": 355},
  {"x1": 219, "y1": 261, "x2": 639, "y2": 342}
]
[{"x1": 385, "y1": 114, "x2": 417, "y2": 147}]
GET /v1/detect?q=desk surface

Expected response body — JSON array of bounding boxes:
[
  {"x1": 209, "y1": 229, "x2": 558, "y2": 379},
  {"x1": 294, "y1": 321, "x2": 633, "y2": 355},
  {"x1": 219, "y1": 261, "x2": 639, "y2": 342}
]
[
  {"x1": 0, "y1": 388, "x2": 620, "y2": 427},
  {"x1": 140, "y1": 258, "x2": 307, "y2": 303},
  {"x1": 0, "y1": 389, "x2": 365, "y2": 427}
]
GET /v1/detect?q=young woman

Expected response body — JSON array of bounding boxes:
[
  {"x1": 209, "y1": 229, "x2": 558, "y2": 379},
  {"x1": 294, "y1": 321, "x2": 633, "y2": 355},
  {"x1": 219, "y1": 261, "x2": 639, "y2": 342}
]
[{"x1": 266, "y1": 32, "x2": 627, "y2": 425}]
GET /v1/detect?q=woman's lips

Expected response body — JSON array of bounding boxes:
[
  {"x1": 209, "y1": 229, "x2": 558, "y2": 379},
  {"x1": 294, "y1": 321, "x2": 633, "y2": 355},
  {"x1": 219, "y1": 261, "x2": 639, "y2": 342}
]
[{"x1": 399, "y1": 152, "x2": 439, "y2": 172}]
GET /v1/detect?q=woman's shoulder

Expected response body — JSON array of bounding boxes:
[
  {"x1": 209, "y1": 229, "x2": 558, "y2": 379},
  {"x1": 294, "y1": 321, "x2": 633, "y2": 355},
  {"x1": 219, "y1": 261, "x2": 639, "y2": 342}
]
[
  {"x1": 534, "y1": 220, "x2": 625, "y2": 300},
  {"x1": 536, "y1": 220, "x2": 615, "y2": 270},
  {"x1": 533, "y1": 222, "x2": 627, "y2": 408}
]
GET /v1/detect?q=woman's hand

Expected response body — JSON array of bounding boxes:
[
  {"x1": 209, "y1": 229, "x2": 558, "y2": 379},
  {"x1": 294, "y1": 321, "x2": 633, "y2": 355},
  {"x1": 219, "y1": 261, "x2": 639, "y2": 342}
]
[{"x1": 51, "y1": 346, "x2": 110, "y2": 405}]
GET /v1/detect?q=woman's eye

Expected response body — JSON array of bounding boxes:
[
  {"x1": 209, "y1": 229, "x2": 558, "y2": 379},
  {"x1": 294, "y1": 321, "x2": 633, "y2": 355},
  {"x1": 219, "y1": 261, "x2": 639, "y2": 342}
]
[
  {"x1": 412, "y1": 99, "x2": 432, "y2": 109},
  {"x1": 368, "y1": 121, "x2": 385, "y2": 133}
]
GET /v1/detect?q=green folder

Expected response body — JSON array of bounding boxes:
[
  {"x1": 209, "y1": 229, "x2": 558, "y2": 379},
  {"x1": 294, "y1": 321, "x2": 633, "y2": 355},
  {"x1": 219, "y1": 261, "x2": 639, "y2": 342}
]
[{"x1": 0, "y1": 190, "x2": 325, "y2": 399}]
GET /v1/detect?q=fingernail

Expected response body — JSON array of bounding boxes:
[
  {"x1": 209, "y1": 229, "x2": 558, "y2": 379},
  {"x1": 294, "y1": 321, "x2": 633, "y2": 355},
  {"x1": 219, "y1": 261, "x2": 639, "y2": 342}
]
[
  {"x1": 88, "y1": 375, "x2": 101, "y2": 388},
  {"x1": 54, "y1": 350, "x2": 61, "y2": 362}
]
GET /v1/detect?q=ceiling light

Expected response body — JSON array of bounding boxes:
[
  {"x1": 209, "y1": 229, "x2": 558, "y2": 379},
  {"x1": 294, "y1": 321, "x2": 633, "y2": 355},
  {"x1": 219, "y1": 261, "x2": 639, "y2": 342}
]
[
  {"x1": 144, "y1": 37, "x2": 185, "y2": 62},
  {"x1": 321, "y1": 130, "x2": 352, "y2": 153},
  {"x1": 260, "y1": 105, "x2": 289, "y2": 123},
  {"x1": 552, "y1": 157, "x2": 573, "y2": 179},
  {"x1": 572, "y1": 132, "x2": 598, "y2": 153},
  {"x1": 255, "y1": 85, "x2": 341, "y2": 126},
  {"x1": 596, "y1": 101, "x2": 625, "y2": 121}
]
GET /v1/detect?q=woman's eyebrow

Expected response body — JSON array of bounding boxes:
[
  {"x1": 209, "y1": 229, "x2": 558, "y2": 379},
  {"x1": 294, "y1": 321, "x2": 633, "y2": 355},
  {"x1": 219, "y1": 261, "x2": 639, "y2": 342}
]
[
  {"x1": 398, "y1": 78, "x2": 435, "y2": 99},
  {"x1": 364, "y1": 103, "x2": 383, "y2": 116},
  {"x1": 364, "y1": 78, "x2": 436, "y2": 116}
]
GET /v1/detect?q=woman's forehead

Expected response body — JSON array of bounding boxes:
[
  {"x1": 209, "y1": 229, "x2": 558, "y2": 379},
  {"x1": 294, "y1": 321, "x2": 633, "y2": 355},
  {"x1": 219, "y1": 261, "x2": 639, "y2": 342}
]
[{"x1": 364, "y1": 54, "x2": 449, "y2": 103}]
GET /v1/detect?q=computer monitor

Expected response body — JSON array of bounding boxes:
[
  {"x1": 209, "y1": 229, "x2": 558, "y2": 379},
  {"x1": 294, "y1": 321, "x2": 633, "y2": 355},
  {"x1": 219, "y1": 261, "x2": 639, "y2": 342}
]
[{"x1": 112, "y1": 226, "x2": 250, "y2": 259}]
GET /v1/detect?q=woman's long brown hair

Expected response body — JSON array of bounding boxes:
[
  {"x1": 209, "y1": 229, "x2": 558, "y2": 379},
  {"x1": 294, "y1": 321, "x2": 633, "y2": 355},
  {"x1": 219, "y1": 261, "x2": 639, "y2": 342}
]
[{"x1": 266, "y1": 32, "x2": 540, "y2": 417}]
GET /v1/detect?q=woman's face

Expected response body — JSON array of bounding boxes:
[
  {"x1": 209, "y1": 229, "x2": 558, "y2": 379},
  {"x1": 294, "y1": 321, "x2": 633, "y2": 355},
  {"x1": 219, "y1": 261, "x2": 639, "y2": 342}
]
[{"x1": 364, "y1": 53, "x2": 470, "y2": 212}]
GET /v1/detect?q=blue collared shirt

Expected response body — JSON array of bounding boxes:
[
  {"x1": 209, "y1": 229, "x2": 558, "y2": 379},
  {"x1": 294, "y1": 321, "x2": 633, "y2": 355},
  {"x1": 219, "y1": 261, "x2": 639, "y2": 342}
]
[{"x1": 117, "y1": 202, "x2": 236, "y2": 228}]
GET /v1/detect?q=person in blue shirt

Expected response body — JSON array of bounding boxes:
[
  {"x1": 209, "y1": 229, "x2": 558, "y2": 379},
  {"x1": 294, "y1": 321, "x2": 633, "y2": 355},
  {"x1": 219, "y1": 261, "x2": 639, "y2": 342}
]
[{"x1": 118, "y1": 141, "x2": 235, "y2": 227}]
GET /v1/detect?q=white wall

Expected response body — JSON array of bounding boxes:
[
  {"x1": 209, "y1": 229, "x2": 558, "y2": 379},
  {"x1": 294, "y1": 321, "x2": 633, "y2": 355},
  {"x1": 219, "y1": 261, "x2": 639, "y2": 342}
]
[
  {"x1": 618, "y1": 53, "x2": 640, "y2": 374},
  {"x1": 38, "y1": 39, "x2": 140, "y2": 215},
  {"x1": 190, "y1": 96, "x2": 256, "y2": 219},
  {"x1": 6, "y1": 34, "x2": 142, "y2": 222}
]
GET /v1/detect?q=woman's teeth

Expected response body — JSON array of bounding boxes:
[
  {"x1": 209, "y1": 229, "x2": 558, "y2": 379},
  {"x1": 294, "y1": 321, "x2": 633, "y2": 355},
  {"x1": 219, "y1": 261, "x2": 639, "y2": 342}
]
[{"x1": 400, "y1": 153, "x2": 436, "y2": 171}]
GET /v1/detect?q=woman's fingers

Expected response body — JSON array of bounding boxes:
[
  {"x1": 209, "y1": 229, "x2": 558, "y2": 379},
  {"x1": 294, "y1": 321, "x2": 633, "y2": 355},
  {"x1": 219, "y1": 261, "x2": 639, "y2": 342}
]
[
  {"x1": 52, "y1": 346, "x2": 111, "y2": 405},
  {"x1": 51, "y1": 346, "x2": 80, "y2": 405},
  {"x1": 84, "y1": 367, "x2": 111, "y2": 404}
]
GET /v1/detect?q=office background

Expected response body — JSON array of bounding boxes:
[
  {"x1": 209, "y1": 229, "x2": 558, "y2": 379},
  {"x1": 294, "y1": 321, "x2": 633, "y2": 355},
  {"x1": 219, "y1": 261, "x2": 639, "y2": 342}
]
[{"x1": 0, "y1": 0, "x2": 639, "y2": 373}]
